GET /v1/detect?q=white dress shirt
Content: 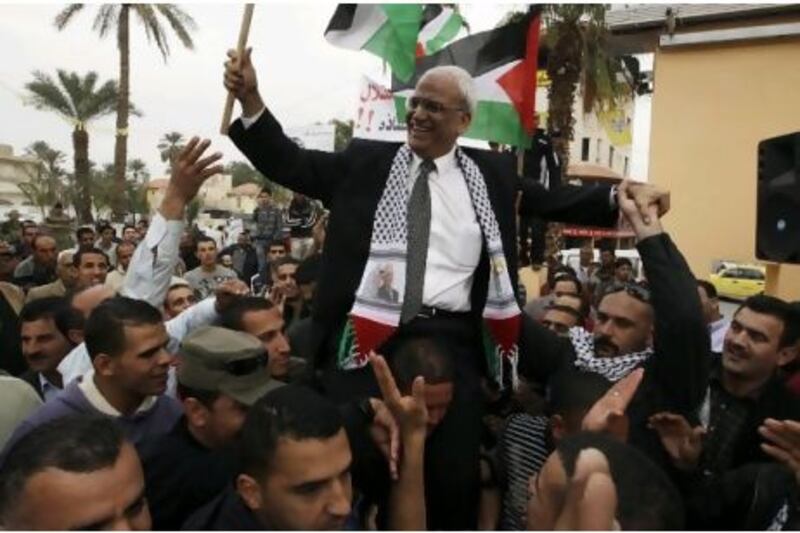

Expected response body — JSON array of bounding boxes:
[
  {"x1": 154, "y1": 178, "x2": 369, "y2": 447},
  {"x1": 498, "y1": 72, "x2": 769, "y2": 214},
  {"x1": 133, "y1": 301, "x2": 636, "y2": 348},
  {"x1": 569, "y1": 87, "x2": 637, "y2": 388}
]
[
  {"x1": 710, "y1": 317, "x2": 730, "y2": 353},
  {"x1": 409, "y1": 148, "x2": 481, "y2": 311},
  {"x1": 122, "y1": 211, "x2": 184, "y2": 308}
]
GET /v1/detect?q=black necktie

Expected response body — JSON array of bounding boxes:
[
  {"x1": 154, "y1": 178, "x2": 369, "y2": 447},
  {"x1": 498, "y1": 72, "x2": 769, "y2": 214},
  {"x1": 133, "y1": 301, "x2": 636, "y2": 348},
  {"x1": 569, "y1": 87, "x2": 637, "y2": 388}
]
[{"x1": 401, "y1": 159, "x2": 436, "y2": 323}]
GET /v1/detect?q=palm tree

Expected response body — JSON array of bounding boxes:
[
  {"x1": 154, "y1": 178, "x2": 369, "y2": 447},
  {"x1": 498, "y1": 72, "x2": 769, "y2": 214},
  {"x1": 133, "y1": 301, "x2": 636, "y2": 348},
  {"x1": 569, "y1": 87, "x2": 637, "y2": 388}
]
[
  {"x1": 55, "y1": 4, "x2": 197, "y2": 220},
  {"x1": 157, "y1": 131, "x2": 186, "y2": 169},
  {"x1": 127, "y1": 158, "x2": 149, "y2": 182},
  {"x1": 24, "y1": 70, "x2": 121, "y2": 223},
  {"x1": 24, "y1": 141, "x2": 68, "y2": 206},
  {"x1": 542, "y1": 5, "x2": 632, "y2": 167}
]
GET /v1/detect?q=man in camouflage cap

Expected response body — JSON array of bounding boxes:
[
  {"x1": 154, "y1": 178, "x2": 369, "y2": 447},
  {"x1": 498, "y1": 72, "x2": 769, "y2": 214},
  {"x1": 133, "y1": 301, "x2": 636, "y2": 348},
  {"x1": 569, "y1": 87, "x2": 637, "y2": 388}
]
[{"x1": 144, "y1": 326, "x2": 282, "y2": 529}]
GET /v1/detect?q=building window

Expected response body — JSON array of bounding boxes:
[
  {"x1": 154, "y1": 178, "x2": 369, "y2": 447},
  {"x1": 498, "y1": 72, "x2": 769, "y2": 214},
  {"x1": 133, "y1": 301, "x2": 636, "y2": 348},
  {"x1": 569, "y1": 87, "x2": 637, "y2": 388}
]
[
  {"x1": 624, "y1": 156, "x2": 629, "y2": 177},
  {"x1": 595, "y1": 139, "x2": 602, "y2": 163},
  {"x1": 608, "y1": 146, "x2": 615, "y2": 168},
  {"x1": 581, "y1": 138, "x2": 590, "y2": 161}
]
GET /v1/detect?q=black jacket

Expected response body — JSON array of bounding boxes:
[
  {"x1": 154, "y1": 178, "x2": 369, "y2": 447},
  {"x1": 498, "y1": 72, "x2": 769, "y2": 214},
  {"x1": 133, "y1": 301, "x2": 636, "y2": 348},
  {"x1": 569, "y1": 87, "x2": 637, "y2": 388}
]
[
  {"x1": 181, "y1": 485, "x2": 262, "y2": 531},
  {"x1": 684, "y1": 462, "x2": 799, "y2": 530},
  {"x1": 144, "y1": 417, "x2": 237, "y2": 530},
  {"x1": 229, "y1": 109, "x2": 618, "y2": 367}
]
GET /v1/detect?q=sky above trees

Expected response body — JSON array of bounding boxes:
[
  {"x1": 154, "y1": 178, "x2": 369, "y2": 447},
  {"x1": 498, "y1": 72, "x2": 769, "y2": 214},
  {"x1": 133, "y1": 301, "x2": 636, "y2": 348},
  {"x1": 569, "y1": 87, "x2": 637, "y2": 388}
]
[{"x1": 0, "y1": 3, "x2": 650, "y2": 180}]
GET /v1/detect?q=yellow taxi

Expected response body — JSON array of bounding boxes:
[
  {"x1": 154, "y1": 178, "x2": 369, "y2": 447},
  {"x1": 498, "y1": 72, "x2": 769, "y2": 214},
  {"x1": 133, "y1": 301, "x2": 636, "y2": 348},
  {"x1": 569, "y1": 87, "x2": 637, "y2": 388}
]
[{"x1": 709, "y1": 264, "x2": 766, "y2": 300}]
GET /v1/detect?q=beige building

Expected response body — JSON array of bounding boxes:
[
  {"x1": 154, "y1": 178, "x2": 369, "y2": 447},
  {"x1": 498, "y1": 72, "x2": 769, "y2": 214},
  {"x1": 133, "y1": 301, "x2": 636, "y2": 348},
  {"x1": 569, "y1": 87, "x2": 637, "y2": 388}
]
[
  {"x1": 535, "y1": 74, "x2": 636, "y2": 181},
  {"x1": 0, "y1": 144, "x2": 39, "y2": 211},
  {"x1": 608, "y1": 4, "x2": 800, "y2": 299},
  {"x1": 146, "y1": 174, "x2": 259, "y2": 215}
]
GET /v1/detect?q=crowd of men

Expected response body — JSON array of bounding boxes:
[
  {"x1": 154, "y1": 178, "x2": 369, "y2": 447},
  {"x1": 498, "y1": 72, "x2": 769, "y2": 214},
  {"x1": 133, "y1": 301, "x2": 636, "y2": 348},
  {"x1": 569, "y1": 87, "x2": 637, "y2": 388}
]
[{"x1": 0, "y1": 49, "x2": 797, "y2": 532}]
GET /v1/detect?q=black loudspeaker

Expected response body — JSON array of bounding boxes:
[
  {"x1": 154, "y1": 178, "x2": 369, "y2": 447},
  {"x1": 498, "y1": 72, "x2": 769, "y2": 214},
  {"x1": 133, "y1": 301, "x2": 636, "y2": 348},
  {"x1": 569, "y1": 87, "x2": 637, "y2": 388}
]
[{"x1": 756, "y1": 132, "x2": 800, "y2": 263}]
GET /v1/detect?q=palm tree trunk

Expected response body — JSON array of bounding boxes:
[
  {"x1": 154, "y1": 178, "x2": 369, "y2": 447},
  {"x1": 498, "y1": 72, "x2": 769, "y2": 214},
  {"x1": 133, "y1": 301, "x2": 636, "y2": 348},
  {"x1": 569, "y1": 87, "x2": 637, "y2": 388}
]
[
  {"x1": 544, "y1": 31, "x2": 583, "y2": 263},
  {"x1": 112, "y1": 5, "x2": 130, "y2": 222},
  {"x1": 72, "y1": 126, "x2": 93, "y2": 224},
  {"x1": 546, "y1": 32, "x2": 582, "y2": 170}
]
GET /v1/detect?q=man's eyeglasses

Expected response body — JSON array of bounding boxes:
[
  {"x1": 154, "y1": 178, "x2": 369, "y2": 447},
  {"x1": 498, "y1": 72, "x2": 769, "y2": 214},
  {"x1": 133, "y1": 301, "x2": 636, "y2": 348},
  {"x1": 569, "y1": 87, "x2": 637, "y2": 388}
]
[
  {"x1": 407, "y1": 96, "x2": 466, "y2": 115},
  {"x1": 603, "y1": 282, "x2": 651, "y2": 303},
  {"x1": 221, "y1": 353, "x2": 269, "y2": 376}
]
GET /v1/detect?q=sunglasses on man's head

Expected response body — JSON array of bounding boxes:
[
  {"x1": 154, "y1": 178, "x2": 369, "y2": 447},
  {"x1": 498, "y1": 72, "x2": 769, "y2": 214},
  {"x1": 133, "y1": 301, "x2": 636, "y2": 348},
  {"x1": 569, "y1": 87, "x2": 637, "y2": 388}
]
[
  {"x1": 407, "y1": 96, "x2": 466, "y2": 115},
  {"x1": 603, "y1": 282, "x2": 651, "y2": 303}
]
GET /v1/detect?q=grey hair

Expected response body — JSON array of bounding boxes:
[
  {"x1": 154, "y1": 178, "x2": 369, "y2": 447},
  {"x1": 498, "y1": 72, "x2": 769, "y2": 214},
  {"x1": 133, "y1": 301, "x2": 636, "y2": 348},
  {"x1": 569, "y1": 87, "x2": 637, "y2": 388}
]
[{"x1": 419, "y1": 65, "x2": 477, "y2": 115}]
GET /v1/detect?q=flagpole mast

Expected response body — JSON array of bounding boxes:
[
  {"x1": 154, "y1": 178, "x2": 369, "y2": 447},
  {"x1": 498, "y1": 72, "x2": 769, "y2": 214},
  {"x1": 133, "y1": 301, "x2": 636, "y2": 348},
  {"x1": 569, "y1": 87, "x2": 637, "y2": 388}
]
[{"x1": 220, "y1": 3, "x2": 255, "y2": 135}]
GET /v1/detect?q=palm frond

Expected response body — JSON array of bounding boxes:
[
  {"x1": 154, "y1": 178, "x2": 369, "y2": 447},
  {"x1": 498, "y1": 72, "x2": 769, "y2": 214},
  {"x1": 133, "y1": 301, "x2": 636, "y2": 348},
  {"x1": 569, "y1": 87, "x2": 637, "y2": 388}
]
[
  {"x1": 133, "y1": 4, "x2": 170, "y2": 60},
  {"x1": 92, "y1": 4, "x2": 120, "y2": 39},
  {"x1": 24, "y1": 71, "x2": 75, "y2": 119},
  {"x1": 54, "y1": 4, "x2": 84, "y2": 30},
  {"x1": 155, "y1": 4, "x2": 196, "y2": 50},
  {"x1": 80, "y1": 79, "x2": 119, "y2": 121},
  {"x1": 57, "y1": 69, "x2": 95, "y2": 120}
]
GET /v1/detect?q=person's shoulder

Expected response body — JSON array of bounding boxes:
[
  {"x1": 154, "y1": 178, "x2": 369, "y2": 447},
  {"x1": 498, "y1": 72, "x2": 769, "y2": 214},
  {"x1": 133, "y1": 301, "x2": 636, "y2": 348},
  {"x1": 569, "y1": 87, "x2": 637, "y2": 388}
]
[
  {"x1": 346, "y1": 138, "x2": 403, "y2": 158},
  {"x1": 218, "y1": 266, "x2": 238, "y2": 277},
  {"x1": 184, "y1": 267, "x2": 201, "y2": 279}
]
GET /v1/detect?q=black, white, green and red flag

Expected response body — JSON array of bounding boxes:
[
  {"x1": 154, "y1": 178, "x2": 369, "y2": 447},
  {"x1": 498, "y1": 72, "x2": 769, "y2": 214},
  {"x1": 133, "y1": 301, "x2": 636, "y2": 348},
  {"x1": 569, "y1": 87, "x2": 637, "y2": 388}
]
[
  {"x1": 416, "y1": 4, "x2": 464, "y2": 57},
  {"x1": 324, "y1": 4, "x2": 423, "y2": 82},
  {"x1": 393, "y1": 9, "x2": 542, "y2": 148}
]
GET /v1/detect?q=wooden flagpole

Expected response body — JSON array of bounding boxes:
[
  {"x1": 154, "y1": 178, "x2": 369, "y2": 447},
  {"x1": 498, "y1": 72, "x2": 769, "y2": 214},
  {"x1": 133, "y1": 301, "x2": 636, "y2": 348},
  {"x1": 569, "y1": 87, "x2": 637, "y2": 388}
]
[{"x1": 220, "y1": 3, "x2": 255, "y2": 135}]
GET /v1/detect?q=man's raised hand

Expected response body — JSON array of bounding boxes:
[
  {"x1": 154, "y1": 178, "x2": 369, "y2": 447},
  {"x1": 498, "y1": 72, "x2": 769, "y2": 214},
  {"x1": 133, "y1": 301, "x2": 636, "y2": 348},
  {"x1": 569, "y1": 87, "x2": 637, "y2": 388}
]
[
  {"x1": 370, "y1": 352, "x2": 428, "y2": 436},
  {"x1": 224, "y1": 47, "x2": 263, "y2": 116},
  {"x1": 648, "y1": 412, "x2": 705, "y2": 471},
  {"x1": 626, "y1": 181, "x2": 671, "y2": 224},
  {"x1": 581, "y1": 367, "x2": 644, "y2": 442},
  {"x1": 759, "y1": 418, "x2": 800, "y2": 485},
  {"x1": 618, "y1": 180, "x2": 663, "y2": 241},
  {"x1": 213, "y1": 278, "x2": 250, "y2": 313},
  {"x1": 160, "y1": 137, "x2": 223, "y2": 220}
]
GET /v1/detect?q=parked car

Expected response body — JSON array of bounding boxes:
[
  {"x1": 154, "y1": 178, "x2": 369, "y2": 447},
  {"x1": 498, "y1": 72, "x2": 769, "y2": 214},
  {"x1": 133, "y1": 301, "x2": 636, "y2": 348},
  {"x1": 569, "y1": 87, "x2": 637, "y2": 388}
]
[{"x1": 709, "y1": 264, "x2": 766, "y2": 300}]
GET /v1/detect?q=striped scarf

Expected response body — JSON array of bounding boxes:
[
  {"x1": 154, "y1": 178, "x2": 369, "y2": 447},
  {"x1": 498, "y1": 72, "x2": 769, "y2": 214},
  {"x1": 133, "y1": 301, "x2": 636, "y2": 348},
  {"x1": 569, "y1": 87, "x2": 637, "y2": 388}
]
[
  {"x1": 569, "y1": 327, "x2": 653, "y2": 382},
  {"x1": 337, "y1": 144, "x2": 522, "y2": 389}
]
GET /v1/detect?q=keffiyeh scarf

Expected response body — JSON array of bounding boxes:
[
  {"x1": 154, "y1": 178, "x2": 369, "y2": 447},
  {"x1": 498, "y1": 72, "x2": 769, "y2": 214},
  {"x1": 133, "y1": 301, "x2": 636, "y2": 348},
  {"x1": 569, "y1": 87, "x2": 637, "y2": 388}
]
[
  {"x1": 568, "y1": 327, "x2": 653, "y2": 382},
  {"x1": 336, "y1": 144, "x2": 522, "y2": 389}
]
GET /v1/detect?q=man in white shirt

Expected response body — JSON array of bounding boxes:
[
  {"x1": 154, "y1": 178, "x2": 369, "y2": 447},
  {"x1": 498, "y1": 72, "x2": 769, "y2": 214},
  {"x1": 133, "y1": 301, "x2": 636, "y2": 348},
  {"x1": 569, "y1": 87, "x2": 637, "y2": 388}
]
[
  {"x1": 96, "y1": 224, "x2": 118, "y2": 267},
  {"x1": 105, "y1": 241, "x2": 135, "y2": 294},
  {"x1": 57, "y1": 138, "x2": 248, "y2": 386}
]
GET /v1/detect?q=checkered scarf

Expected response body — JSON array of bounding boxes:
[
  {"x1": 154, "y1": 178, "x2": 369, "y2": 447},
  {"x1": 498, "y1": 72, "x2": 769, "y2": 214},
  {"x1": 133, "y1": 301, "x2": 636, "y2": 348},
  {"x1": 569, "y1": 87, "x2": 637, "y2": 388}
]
[
  {"x1": 337, "y1": 144, "x2": 522, "y2": 389},
  {"x1": 568, "y1": 327, "x2": 653, "y2": 382}
]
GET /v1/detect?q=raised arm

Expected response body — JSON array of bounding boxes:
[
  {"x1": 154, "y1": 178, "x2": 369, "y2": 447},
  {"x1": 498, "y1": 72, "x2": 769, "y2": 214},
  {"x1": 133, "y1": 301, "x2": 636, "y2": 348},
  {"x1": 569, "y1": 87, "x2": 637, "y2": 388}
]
[
  {"x1": 370, "y1": 353, "x2": 427, "y2": 531},
  {"x1": 223, "y1": 48, "x2": 347, "y2": 205},
  {"x1": 122, "y1": 138, "x2": 223, "y2": 308},
  {"x1": 518, "y1": 176, "x2": 670, "y2": 229},
  {"x1": 618, "y1": 181, "x2": 709, "y2": 414}
]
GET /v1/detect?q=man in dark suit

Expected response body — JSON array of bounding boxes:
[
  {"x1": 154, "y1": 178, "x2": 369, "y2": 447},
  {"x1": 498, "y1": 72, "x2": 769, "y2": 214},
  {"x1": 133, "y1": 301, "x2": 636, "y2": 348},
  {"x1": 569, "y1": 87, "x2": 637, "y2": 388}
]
[{"x1": 223, "y1": 48, "x2": 669, "y2": 529}]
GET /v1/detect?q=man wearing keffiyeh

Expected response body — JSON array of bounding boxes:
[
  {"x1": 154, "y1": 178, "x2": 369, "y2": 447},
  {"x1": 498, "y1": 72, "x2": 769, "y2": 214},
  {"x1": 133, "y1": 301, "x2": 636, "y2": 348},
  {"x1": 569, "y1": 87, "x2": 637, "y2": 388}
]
[
  {"x1": 519, "y1": 180, "x2": 710, "y2": 477},
  {"x1": 223, "y1": 49, "x2": 671, "y2": 530}
]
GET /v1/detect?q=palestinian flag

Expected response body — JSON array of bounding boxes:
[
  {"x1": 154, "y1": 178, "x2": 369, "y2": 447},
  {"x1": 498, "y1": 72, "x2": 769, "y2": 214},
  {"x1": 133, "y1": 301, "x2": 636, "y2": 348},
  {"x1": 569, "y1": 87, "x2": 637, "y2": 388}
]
[
  {"x1": 416, "y1": 5, "x2": 464, "y2": 57},
  {"x1": 393, "y1": 9, "x2": 542, "y2": 148},
  {"x1": 324, "y1": 4, "x2": 423, "y2": 82}
]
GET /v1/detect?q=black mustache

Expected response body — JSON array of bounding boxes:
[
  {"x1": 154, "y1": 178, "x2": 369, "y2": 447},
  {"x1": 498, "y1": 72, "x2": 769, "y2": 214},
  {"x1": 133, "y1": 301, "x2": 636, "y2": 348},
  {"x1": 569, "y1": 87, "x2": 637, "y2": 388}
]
[{"x1": 594, "y1": 336, "x2": 620, "y2": 355}]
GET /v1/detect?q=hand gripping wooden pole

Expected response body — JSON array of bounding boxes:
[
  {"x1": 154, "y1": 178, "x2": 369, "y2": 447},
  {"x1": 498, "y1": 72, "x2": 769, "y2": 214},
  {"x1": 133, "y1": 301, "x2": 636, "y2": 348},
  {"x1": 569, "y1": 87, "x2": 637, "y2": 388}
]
[{"x1": 220, "y1": 3, "x2": 255, "y2": 135}]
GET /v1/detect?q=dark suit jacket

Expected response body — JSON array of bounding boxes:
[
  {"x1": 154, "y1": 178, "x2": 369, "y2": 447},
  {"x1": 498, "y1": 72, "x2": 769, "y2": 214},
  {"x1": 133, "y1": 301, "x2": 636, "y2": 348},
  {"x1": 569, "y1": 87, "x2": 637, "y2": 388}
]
[{"x1": 229, "y1": 109, "x2": 618, "y2": 367}]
